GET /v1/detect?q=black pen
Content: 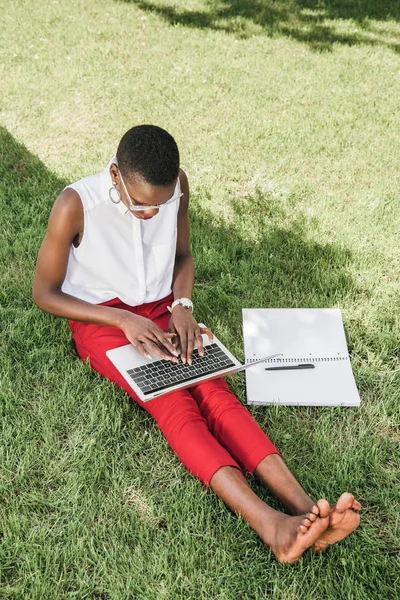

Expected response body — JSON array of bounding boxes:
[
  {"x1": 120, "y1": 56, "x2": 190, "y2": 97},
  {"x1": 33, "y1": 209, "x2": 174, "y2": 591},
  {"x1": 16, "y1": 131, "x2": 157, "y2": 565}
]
[{"x1": 265, "y1": 364, "x2": 315, "y2": 371}]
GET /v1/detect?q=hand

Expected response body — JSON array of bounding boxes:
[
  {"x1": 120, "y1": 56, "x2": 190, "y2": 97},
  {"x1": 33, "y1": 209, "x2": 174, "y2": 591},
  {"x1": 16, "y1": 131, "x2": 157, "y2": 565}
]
[
  {"x1": 118, "y1": 312, "x2": 179, "y2": 362},
  {"x1": 168, "y1": 305, "x2": 213, "y2": 365}
]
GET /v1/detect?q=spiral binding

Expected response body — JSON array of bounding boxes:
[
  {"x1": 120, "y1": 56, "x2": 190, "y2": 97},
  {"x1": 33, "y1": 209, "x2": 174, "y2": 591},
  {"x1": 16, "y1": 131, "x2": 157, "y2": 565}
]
[{"x1": 246, "y1": 356, "x2": 349, "y2": 364}]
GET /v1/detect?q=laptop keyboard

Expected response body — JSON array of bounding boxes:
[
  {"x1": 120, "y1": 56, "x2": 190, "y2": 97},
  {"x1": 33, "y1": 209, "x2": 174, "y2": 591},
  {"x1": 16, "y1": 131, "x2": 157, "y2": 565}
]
[{"x1": 126, "y1": 343, "x2": 235, "y2": 395}]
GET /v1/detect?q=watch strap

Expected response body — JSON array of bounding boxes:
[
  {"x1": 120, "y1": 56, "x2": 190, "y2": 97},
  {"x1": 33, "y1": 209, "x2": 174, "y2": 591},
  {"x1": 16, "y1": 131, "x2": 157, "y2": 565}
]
[{"x1": 167, "y1": 298, "x2": 194, "y2": 313}]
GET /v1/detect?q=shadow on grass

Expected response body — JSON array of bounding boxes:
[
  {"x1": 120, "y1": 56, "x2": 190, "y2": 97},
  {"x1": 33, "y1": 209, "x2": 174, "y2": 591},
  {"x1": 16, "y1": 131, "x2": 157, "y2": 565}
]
[
  {"x1": 0, "y1": 123, "x2": 366, "y2": 398},
  {"x1": 188, "y1": 192, "x2": 361, "y2": 368},
  {"x1": 0, "y1": 125, "x2": 357, "y2": 319},
  {"x1": 3, "y1": 124, "x2": 398, "y2": 401},
  {"x1": 0, "y1": 128, "x2": 69, "y2": 310},
  {"x1": 2, "y1": 128, "x2": 399, "y2": 599},
  {"x1": 119, "y1": 0, "x2": 400, "y2": 51}
]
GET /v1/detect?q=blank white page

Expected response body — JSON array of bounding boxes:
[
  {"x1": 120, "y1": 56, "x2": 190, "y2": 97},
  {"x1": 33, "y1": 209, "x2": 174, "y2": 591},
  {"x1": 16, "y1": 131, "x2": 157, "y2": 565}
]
[
  {"x1": 243, "y1": 308, "x2": 349, "y2": 361},
  {"x1": 243, "y1": 308, "x2": 360, "y2": 406}
]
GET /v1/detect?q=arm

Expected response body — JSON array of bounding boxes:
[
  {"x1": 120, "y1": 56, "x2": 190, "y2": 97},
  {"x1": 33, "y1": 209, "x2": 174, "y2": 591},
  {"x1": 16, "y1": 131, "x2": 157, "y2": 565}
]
[
  {"x1": 168, "y1": 170, "x2": 213, "y2": 364},
  {"x1": 171, "y1": 169, "x2": 195, "y2": 301},
  {"x1": 32, "y1": 188, "x2": 178, "y2": 361}
]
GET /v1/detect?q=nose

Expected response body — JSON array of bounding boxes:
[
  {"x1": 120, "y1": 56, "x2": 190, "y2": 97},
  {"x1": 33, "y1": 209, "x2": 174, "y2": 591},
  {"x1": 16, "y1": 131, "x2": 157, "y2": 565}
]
[{"x1": 141, "y1": 207, "x2": 159, "y2": 219}]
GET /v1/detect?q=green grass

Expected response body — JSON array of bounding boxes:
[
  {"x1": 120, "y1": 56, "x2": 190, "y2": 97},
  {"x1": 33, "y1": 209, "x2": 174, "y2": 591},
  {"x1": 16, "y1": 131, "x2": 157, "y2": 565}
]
[{"x1": 1, "y1": 0, "x2": 400, "y2": 598}]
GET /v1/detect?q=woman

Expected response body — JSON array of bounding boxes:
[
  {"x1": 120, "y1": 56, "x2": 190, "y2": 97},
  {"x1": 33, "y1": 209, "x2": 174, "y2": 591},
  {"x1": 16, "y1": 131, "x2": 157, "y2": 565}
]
[{"x1": 33, "y1": 124, "x2": 360, "y2": 563}]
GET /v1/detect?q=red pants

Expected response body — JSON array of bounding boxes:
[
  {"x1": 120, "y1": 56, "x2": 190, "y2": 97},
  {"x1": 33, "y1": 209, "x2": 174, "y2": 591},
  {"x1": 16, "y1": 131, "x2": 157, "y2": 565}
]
[{"x1": 69, "y1": 294, "x2": 279, "y2": 485}]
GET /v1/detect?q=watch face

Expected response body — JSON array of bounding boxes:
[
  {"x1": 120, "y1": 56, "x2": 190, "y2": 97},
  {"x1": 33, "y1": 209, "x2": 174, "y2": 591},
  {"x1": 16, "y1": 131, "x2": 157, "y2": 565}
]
[{"x1": 181, "y1": 299, "x2": 193, "y2": 309}]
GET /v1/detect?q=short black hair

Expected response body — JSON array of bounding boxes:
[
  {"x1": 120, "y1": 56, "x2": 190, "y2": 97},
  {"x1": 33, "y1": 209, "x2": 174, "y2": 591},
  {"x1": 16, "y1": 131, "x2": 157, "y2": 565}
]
[{"x1": 116, "y1": 125, "x2": 180, "y2": 186}]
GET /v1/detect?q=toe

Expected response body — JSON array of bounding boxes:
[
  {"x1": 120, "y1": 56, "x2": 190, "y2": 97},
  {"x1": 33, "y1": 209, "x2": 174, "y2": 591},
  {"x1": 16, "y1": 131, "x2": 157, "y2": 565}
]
[
  {"x1": 297, "y1": 524, "x2": 309, "y2": 534},
  {"x1": 301, "y1": 517, "x2": 312, "y2": 528},
  {"x1": 335, "y1": 492, "x2": 355, "y2": 512},
  {"x1": 314, "y1": 540, "x2": 328, "y2": 553},
  {"x1": 352, "y1": 500, "x2": 362, "y2": 511},
  {"x1": 307, "y1": 512, "x2": 317, "y2": 522},
  {"x1": 316, "y1": 498, "x2": 331, "y2": 519},
  {"x1": 310, "y1": 504, "x2": 320, "y2": 516}
]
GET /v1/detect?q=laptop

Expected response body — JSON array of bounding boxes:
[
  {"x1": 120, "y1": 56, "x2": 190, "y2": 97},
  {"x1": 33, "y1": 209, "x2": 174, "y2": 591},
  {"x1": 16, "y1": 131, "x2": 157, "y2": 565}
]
[{"x1": 106, "y1": 325, "x2": 281, "y2": 401}]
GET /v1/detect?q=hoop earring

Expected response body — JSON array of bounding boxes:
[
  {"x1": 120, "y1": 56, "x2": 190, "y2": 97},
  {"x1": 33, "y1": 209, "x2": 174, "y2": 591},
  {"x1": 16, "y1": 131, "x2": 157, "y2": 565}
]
[{"x1": 108, "y1": 184, "x2": 122, "y2": 204}]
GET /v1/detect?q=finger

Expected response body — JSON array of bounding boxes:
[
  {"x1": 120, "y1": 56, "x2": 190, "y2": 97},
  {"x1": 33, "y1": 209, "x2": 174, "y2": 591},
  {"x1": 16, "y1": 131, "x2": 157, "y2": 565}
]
[
  {"x1": 153, "y1": 330, "x2": 179, "y2": 357},
  {"x1": 168, "y1": 324, "x2": 180, "y2": 348},
  {"x1": 195, "y1": 328, "x2": 204, "y2": 357},
  {"x1": 135, "y1": 341, "x2": 152, "y2": 360},
  {"x1": 165, "y1": 332, "x2": 179, "y2": 349},
  {"x1": 158, "y1": 331, "x2": 178, "y2": 346},
  {"x1": 179, "y1": 330, "x2": 188, "y2": 364},
  {"x1": 145, "y1": 338, "x2": 178, "y2": 362},
  {"x1": 200, "y1": 327, "x2": 214, "y2": 343},
  {"x1": 187, "y1": 331, "x2": 195, "y2": 365},
  {"x1": 149, "y1": 325, "x2": 177, "y2": 352}
]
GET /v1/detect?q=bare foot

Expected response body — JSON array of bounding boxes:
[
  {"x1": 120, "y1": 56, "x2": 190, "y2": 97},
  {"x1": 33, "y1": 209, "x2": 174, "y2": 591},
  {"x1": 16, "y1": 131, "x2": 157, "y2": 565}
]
[
  {"x1": 313, "y1": 492, "x2": 361, "y2": 552},
  {"x1": 269, "y1": 499, "x2": 330, "y2": 564}
]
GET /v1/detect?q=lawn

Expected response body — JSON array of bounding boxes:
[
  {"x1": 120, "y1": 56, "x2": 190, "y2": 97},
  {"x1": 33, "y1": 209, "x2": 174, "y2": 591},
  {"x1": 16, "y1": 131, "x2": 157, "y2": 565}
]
[{"x1": 0, "y1": 0, "x2": 399, "y2": 598}]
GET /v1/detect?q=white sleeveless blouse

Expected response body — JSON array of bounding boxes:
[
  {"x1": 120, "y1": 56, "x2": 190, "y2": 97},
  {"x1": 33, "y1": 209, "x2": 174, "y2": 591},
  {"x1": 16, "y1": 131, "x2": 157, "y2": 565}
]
[{"x1": 61, "y1": 159, "x2": 179, "y2": 306}]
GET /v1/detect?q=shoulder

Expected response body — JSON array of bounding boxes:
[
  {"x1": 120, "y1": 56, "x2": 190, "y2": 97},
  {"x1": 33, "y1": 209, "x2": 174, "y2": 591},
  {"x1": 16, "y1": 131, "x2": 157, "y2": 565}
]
[
  {"x1": 48, "y1": 187, "x2": 83, "y2": 240},
  {"x1": 55, "y1": 186, "x2": 83, "y2": 214}
]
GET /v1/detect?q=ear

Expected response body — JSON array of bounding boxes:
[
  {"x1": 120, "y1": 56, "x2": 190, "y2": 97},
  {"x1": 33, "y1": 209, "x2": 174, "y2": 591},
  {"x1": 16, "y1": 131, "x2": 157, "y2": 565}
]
[{"x1": 109, "y1": 164, "x2": 119, "y2": 181}]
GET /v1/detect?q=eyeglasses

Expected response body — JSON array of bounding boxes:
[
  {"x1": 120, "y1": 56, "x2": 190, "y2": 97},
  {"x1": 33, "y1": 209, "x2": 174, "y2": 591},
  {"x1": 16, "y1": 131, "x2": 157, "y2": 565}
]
[{"x1": 118, "y1": 169, "x2": 183, "y2": 212}]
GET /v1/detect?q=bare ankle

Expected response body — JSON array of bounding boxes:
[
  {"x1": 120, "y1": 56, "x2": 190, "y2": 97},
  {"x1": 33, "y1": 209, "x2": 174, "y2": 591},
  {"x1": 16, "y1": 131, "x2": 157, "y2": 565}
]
[{"x1": 254, "y1": 455, "x2": 316, "y2": 516}]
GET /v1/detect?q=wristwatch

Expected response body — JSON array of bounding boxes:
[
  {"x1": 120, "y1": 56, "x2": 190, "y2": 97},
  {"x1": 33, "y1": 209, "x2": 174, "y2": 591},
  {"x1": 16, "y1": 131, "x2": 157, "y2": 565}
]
[{"x1": 167, "y1": 297, "x2": 194, "y2": 313}]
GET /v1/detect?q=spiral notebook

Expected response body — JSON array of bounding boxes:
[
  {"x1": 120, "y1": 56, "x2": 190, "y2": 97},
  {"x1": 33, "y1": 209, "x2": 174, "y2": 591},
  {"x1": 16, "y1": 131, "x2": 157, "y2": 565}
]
[{"x1": 243, "y1": 308, "x2": 360, "y2": 406}]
